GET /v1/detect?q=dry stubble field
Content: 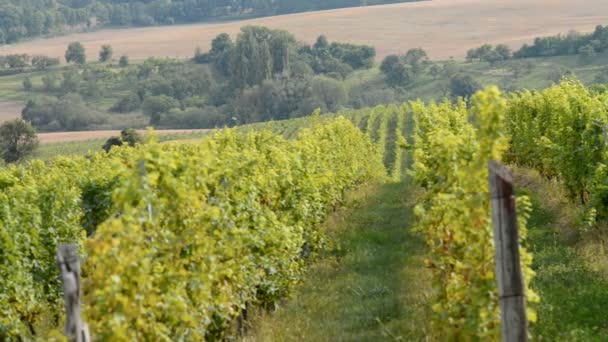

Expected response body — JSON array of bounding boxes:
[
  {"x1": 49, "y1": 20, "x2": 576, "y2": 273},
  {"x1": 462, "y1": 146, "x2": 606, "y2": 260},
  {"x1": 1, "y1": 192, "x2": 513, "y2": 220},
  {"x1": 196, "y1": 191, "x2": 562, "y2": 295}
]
[
  {"x1": 0, "y1": 102, "x2": 22, "y2": 123},
  {"x1": 37, "y1": 129, "x2": 210, "y2": 143},
  {"x1": 2, "y1": 0, "x2": 608, "y2": 61}
]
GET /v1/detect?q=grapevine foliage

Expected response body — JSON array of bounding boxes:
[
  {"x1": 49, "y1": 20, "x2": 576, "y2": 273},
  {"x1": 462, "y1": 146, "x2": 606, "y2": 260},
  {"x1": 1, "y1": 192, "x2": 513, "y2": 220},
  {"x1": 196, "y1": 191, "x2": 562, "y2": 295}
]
[
  {"x1": 0, "y1": 117, "x2": 385, "y2": 340},
  {"x1": 411, "y1": 87, "x2": 538, "y2": 339}
]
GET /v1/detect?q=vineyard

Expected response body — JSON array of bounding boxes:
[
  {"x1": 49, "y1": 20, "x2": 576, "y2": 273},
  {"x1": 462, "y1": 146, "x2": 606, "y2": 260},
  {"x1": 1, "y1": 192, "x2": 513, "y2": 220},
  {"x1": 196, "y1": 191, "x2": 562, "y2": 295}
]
[{"x1": 2, "y1": 81, "x2": 608, "y2": 340}]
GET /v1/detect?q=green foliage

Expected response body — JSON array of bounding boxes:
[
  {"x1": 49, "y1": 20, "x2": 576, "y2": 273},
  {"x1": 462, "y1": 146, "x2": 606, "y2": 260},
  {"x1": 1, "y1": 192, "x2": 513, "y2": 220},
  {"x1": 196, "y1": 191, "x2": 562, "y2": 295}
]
[
  {"x1": 449, "y1": 73, "x2": 481, "y2": 99},
  {"x1": 0, "y1": 119, "x2": 39, "y2": 163},
  {"x1": 0, "y1": 116, "x2": 385, "y2": 340},
  {"x1": 411, "y1": 87, "x2": 538, "y2": 339},
  {"x1": 31, "y1": 55, "x2": 59, "y2": 71},
  {"x1": 466, "y1": 44, "x2": 511, "y2": 63},
  {"x1": 391, "y1": 104, "x2": 407, "y2": 181},
  {"x1": 514, "y1": 26, "x2": 608, "y2": 59},
  {"x1": 99, "y1": 44, "x2": 113, "y2": 63},
  {"x1": 118, "y1": 55, "x2": 129, "y2": 67},
  {"x1": 380, "y1": 49, "x2": 429, "y2": 87},
  {"x1": 142, "y1": 95, "x2": 180, "y2": 125},
  {"x1": 102, "y1": 128, "x2": 143, "y2": 153},
  {"x1": 506, "y1": 80, "x2": 608, "y2": 204},
  {"x1": 22, "y1": 76, "x2": 32, "y2": 91},
  {"x1": 22, "y1": 94, "x2": 106, "y2": 131},
  {"x1": 65, "y1": 42, "x2": 86, "y2": 65}
]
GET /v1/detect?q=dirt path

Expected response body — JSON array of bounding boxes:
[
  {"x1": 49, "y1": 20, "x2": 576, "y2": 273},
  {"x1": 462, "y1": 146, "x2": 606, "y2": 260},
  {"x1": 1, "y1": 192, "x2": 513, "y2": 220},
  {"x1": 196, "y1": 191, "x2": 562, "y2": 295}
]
[
  {"x1": 0, "y1": 101, "x2": 23, "y2": 123},
  {"x1": 37, "y1": 129, "x2": 211, "y2": 144},
  {"x1": 2, "y1": 0, "x2": 608, "y2": 61}
]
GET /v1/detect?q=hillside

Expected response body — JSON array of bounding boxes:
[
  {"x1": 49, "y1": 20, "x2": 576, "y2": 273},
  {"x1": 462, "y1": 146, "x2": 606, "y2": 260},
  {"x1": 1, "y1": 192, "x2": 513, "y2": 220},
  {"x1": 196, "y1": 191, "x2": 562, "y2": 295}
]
[
  {"x1": 2, "y1": 0, "x2": 608, "y2": 62},
  {"x1": 0, "y1": 0, "x2": 420, "y2": 45},
  {"x1": 2, "y1": 50, "x2": 608, "y2": 134}
]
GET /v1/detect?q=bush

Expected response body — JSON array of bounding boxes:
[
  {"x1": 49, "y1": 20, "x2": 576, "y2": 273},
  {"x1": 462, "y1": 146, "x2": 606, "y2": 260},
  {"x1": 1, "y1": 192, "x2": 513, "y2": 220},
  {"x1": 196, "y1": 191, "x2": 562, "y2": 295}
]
[
  {"x1": 142, "y1": 95, "x2": 179, "y2": 125},
  {"x1": 449, "y1": 74, "x2": 481, "y2": 99},
  {"x1": 22, "y1": 94, "x2": 106, "y2": 131},
  {"x1": 0, "y1": 119, "x2": 39, "y2": 163},
  {"x1": 119, "y1": 55, "x2": 129, "y2": 67},
  {"x1": 22, "y1": 77, "x2": 32, "y2": 91},
  {"x1": 110, "y1": 92, "x2": 142, "y2": 113},
  {"x1": 65, "y1": 42, "x2": 86, "y2": 64},
  {"x1": 31, "y1": 55, "x2": 60, "y2": 70}
]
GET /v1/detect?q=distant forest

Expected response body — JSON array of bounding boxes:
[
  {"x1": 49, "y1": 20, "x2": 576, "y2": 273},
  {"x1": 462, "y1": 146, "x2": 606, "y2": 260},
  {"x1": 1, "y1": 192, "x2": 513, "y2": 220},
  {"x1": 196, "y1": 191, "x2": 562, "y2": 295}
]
[{"x1": 0, "y1": 0, "x2": 419, "y2": 44}]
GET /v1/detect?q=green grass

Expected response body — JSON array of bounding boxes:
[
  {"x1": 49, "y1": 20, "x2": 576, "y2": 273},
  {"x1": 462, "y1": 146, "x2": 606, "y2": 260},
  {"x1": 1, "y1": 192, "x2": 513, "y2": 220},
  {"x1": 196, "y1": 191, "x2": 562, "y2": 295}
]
[
  {"x1": 515, "y1": 169, "x2": 608, "y2": 341},
  {"x1": 245, "y1": 180, "x2": 431, "y2": 341}
]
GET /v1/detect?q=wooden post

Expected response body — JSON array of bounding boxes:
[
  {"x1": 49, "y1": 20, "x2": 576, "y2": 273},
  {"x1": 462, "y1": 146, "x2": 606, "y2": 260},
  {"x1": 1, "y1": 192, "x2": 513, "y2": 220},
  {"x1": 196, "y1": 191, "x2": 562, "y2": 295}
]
[
  {"x1": 57, "y1": 244, "x2": 90, "y2": 342},
  {"x1": 488, "y1": 161, "x2": 528, "y2": 342}
]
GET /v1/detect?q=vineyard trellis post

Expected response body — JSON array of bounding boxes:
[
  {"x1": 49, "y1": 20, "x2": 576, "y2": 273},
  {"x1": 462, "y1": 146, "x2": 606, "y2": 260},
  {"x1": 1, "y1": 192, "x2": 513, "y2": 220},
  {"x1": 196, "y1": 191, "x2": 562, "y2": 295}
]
[
  {"x1": 57, "y1": 244, "x2": 90, "y2": 342},
  {"x1": 488, "y1": 161, "x2": 528, "y2": 342}
]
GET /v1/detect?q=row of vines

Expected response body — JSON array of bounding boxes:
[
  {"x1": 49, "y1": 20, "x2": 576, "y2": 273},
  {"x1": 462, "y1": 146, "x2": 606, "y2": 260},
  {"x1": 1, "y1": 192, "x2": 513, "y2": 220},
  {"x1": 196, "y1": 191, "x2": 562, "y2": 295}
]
[
  {"x1": 410, "y1": 87, "x2": 538, "y2": 339},
  {"x1": 409, "y1": 80, "x2": 608, "y2": 339},
  {"x1": 0, "y1": 116, "x2": 386, "y2": 340},
  {"x1": 506, "y1": 80, "x2": 608, "y2": 222}
]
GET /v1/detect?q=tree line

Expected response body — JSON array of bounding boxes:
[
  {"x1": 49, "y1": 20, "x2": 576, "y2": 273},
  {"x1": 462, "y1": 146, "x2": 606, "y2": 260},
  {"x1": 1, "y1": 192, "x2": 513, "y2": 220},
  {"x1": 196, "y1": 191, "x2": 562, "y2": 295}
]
[
  {"x1": 465, "y1": 24, "x2": 608, "y2": 62},
  {"x1": 20, "y1": 27, "x2": 378, "y2": 131},
  {"x1": 0, "y1": 0, "x2": 418, "y2": 45}
]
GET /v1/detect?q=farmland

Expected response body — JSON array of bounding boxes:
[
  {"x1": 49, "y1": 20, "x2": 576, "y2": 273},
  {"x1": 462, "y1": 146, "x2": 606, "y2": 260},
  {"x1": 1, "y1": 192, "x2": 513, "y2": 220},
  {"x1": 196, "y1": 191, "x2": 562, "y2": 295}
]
[
  {"x1": 1, "y1": 0, "x2": 608, "y2": 62},
  {"x1": 2, "y1": 1, "x2": 608, "y2": 340}
]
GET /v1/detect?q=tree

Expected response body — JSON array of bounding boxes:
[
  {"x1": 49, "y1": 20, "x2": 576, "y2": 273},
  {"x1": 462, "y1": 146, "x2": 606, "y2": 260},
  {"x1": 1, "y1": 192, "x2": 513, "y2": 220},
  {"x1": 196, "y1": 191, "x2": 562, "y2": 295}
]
[
  {"x1": 142, "y1": 95, "x2": 179, "y2": 125},
  {"x1": 495, "y1": 44, "x2": 512, "y2": 60},
  {"x1": 42, "y1": 74, "x2": 59, "y2": 91},
  {"x1": 449, "y1": 74, "x2": 481, "y2": 99},
  {"x1": 119, "y1": 55, "x2": 129, "y2": 67},
  {"x1": 23, "y1": 77, "x2": 32, "y2": 91},
  {"x1": 313, "y1": 35, "x2": 329, "y2": 50},
  {"x1": 429, "y1": 64, "x2": 441, "y2": 79},
  {"x1": 466, "y1": 48, "x2": 479, "y2": 62},
  {"x1": 99, "y1": 44, "x2": 113, "y2": 62},
  {"x1": 476, "y1": 44, "x2": 493, "y2": 61},
  {"x1": 210, "y1": 33, "x2": 234, "y2": 55},
  {"x1": 380, "y1": 55, "x2": 400, "y2": 74},
  {"x1": 0, "y1": 119, "x2": 39, "y2": 163},
  {"x1": 403, "y1": 48, "x2": 429, "y2": 75},
  {"x1": 578, "y1": 44, "x2": 596, "y2": 64},
  {"x1": 65, "y1": 42, "x2": 86, "y2": 64},
  {"x1": 6, "y1": 54, "x2": 29, "y2": 70},
  {"x1": 102, "y1": 128, "x2": 142, "y2": 152},
  {"x1": 60, "y1": 70, "x2": 81, "y2": 94},
  {"x1": 311, "y1": 76, "x2": 347, "y2": 112},
  {"x1": 32, "y1": 55, "x2": 60, "y2": 70},
  {"x1": 120, "y1": 128, "x2": 142, "y2": 146},
  {"x1": 442, "y1": 58, "x2": 459, "y2": 77},
  {"x1": 102, "y1": 136, "x2": 123, "y2": 152}
]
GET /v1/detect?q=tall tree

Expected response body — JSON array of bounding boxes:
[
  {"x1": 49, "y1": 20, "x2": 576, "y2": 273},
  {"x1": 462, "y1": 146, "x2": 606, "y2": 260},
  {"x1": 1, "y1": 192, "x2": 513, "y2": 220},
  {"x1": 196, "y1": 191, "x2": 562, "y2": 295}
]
[
  {"x1": 65, "y1": 42, "x2": 86, "y2": 64},
  {"x1": 0, "y1": 119, "x2": 39, "y2": 163},
  {"x1": 99, "y1": 44, "x2": 113, "y2": 62}
]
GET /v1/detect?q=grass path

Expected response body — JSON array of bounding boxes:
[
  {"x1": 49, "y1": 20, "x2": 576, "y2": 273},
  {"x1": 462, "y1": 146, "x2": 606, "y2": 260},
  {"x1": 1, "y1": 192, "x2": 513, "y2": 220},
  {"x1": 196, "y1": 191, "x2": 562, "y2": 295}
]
[
  {"x1": 515, "y1": 169, "x2": 608, "y2": 341},
  {"x1": 245, "y1": 180, "x2": 430, "y2": 341}
]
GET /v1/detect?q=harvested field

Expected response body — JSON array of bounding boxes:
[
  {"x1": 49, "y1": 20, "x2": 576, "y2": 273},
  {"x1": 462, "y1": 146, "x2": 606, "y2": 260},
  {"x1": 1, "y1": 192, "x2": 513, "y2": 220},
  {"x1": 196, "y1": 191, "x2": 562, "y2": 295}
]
[
  {"x1": 1, "y1": 0, "x2": 608, "y2": 61},
  {"x1": 38, "y1": 129, "x2": 210, "y2": 144},
  {"x1": 0, "y1": 101, "x2": 22, "y2": 123}
]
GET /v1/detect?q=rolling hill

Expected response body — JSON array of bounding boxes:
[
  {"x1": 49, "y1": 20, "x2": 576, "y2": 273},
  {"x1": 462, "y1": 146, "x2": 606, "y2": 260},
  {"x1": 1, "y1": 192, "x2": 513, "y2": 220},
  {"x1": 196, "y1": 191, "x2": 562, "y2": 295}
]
[{"x1": 1, "y1": 0, "x2": 608, "y2": 62}]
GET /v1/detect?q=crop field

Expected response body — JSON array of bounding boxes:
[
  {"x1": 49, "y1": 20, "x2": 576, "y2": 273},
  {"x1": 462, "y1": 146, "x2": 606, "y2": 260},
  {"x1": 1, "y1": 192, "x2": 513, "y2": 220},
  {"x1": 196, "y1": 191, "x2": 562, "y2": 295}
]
[
  {"x1": 1, "y1": 0, "x2": 608, "y2": 62},
  {"x1": 0, "y1": 101, "x2": 21, "y2": 122},
  {"x1": 36, "y1": 129, "x2": 210, "y2": 144}
]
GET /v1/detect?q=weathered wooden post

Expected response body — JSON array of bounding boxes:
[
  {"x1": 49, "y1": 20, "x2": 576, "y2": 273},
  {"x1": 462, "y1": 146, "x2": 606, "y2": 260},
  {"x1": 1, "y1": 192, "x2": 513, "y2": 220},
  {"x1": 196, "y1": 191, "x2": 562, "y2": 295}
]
[
  {"x1": 488, "y1": 161, "x2": 528, "y2": 342},
  {"x1": 57, "y1": 244, "x2": 90, "y2": 342}
]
